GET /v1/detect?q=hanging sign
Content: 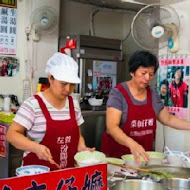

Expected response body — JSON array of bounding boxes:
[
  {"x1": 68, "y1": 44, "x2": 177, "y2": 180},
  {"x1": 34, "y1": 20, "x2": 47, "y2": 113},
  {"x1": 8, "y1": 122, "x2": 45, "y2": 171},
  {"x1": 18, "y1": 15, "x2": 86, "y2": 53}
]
[
  {"x1": 0, "y1": 4, "x2": 17, "y2": 55},
  {"x1": 157, "y1": 54, "x2": 190, "y2": 119},
  {"x1": 0, "y1": 164, "x2": 107, "y2": 190},
  {"x1": 0, "y1": 125, "x2": 6, "y2": 158}
]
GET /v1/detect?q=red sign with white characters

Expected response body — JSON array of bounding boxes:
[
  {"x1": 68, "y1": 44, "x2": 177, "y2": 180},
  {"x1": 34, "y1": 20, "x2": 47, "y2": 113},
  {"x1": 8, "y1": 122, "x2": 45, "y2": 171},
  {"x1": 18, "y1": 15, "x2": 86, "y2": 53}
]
[{"x1": 0, "y1": 164, "x2": 107, "y2": 190}]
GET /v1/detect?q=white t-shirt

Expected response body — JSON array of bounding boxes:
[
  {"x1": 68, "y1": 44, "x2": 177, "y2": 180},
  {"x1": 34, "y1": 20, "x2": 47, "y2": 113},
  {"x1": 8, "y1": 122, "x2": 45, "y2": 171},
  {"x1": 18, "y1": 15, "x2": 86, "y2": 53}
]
[{"x1": 14, "y1": 92, "x2": 84, "y2": 145}]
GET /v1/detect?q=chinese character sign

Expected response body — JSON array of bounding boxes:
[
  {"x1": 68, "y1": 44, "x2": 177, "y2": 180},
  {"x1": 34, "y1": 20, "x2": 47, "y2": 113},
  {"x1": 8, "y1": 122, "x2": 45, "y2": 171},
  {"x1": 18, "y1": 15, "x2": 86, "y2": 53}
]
[
  {"x1": 0, "y1": 164, "x2": 107, "y2": 190},
  {"x1": 0, "y1": 6, "x2": 17, "y2": 55},
  {"x1": 157, "y1": 55, "x2": 190, "y2": 119}
]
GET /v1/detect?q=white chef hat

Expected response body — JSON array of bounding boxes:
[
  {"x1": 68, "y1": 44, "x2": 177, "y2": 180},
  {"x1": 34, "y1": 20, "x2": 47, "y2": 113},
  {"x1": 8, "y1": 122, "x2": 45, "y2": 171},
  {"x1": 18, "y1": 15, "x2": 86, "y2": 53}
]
[{"x1": 45, "y1": 52, "x2": 81, "y2": 84}]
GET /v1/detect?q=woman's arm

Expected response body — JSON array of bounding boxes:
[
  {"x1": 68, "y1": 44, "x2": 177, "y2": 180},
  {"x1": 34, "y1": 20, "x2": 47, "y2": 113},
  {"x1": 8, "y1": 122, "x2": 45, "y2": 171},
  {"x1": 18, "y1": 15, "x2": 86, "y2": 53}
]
[
  {"x1": 157, "y1": 107, "x2": 190, "y2": 130},
  {"x1": 106, "y1": 107, "x2": 149, "y2": 164},
  {"x1": 6, "y1": 121, "x2": 53, "y2": 161}
]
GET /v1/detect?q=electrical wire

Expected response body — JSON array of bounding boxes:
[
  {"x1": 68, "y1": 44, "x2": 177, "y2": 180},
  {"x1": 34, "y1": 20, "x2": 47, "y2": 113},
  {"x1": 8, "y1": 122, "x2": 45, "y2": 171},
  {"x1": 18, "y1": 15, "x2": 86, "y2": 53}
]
[
  {"x1": 122, "y1": 27, "x2": 131, "y2": 43},
  {"x1": 89, "y1": 7, "x2": 137, "y2": 37},
  {"x1": 89, "y1": 8, "x2": 100, "y2": 36}
]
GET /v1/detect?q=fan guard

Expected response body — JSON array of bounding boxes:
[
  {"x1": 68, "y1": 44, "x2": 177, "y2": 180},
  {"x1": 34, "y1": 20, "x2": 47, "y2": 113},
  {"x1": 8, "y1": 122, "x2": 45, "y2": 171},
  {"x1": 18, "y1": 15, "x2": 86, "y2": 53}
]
[
  {"x1": 31, "y1": 6, "x2": 58, "y2": 34},
  {"x1": 131, "y1": 3, "x2": 180, "y2": 51}
]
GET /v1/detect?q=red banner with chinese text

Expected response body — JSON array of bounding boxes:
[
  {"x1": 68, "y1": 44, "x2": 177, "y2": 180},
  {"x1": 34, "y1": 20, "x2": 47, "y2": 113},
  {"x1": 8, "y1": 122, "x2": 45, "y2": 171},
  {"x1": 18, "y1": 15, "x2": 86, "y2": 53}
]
[{"x1": 0, "y1": 164, "x2": 107, "y2": 190}]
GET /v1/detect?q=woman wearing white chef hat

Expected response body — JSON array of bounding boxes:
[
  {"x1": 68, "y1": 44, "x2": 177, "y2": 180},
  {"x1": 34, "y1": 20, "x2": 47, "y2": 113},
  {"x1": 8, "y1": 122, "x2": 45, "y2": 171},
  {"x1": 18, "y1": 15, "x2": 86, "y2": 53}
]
[{"x1": 6, "y1": 52, "x2": 94, "y2": 170}]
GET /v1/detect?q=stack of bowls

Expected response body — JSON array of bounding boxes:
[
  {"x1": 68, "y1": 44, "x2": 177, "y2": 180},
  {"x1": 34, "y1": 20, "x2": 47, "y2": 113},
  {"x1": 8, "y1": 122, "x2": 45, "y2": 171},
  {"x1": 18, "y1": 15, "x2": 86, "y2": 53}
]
[{"x1": 164, "y1": 151, "x2": 188, "y2": 167}]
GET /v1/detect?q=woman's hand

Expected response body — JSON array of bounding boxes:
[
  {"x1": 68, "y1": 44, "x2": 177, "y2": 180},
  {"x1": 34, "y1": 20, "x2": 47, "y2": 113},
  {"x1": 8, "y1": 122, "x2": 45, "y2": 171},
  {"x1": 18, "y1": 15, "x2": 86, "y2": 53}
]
[
  {"x1": 33, "y1": 144, "x2": 53, "y2": 161},
  {"x1": 129, "y1": 141, "x2": 150, "y2": 165},
  {"x1": 77, "y1": 142, "x2": 95, "y2": 152}
]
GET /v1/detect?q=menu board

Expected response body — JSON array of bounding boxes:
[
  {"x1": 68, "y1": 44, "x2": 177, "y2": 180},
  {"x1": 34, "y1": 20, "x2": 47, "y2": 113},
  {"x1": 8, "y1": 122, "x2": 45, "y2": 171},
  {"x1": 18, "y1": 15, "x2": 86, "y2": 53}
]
[{"x1": 0, "y1": 3, "x2": 17, "y2": 55}]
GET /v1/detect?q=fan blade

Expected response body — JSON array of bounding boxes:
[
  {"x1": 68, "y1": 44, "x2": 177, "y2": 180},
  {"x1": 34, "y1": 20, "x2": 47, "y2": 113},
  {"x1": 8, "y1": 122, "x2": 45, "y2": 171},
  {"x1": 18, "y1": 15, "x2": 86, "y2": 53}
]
[
  {"x1": 31, "y1": 6, "x2": 58, "y2": 34},
  {"x1": 131, "y1": 3, "x2": 180, "y2": 51}
]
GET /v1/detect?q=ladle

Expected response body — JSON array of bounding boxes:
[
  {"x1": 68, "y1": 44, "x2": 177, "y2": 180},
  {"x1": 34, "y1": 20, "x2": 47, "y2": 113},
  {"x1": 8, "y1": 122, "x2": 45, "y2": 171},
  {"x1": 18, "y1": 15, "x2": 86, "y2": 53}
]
[
  {"x1": 165, "y1": 146, "x2": 175, "y2": 156},
  {"x1": 49, "y1": 158, "x2": 60, "y2": 169}
]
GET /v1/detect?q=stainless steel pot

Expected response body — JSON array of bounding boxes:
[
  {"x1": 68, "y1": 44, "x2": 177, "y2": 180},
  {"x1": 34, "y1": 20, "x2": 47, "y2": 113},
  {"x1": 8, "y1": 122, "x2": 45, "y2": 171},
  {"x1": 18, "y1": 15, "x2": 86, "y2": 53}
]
[
  {"x1": 161, "y1": 178, "x2": 190, "y2": 190},
  {"x1": 108, "y1": 180, "x2": 165, "y2": 190},
  {"x1": 141, "y1": 165, "x2": 190, "y2": 189}
]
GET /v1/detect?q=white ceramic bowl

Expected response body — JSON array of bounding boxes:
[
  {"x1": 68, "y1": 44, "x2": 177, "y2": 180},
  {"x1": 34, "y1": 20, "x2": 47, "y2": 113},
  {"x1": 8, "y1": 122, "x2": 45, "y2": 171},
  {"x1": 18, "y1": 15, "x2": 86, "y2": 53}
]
[
  {"x1": 121, "y1": 154, "x2": 146, "y2": 172},
  {"x1": 74, "y1": 151, "x2": 106, "y2": 167},
  {"x1": 88, "y1": 98, "x2": 103, "y2": 106},
  {"x1": 16, "y1": 165, "x2": 50, "y2": 176},
  {"x1": 164, "y1": 151, "x2": 188, "y2": 167},
  {"x1": 146, "y1": 151, "x2": 165, "y2": 165},
  {"x1": 105, "y1": 157, "x2": 125, "y2": 174}
]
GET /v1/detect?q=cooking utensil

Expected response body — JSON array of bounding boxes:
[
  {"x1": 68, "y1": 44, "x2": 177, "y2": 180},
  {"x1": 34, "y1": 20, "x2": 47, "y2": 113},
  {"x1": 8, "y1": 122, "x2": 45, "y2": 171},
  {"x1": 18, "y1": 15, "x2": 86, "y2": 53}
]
[
  {"x1": 165, "y1": 146, "x2": 175, "y2": 156},
  {"x1": 49, "y1": 158, "x2": 60, "y2": 169},
  {"x1": 107, "y1": 161, "x2": 170, "y2": 178}
]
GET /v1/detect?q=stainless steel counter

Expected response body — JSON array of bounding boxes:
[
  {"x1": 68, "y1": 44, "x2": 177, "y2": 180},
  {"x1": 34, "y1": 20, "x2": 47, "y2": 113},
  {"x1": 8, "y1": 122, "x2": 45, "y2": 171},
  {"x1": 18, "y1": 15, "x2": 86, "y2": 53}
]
[{"x1": 82, "y1": 110, "x2": 106, "y2": 116}]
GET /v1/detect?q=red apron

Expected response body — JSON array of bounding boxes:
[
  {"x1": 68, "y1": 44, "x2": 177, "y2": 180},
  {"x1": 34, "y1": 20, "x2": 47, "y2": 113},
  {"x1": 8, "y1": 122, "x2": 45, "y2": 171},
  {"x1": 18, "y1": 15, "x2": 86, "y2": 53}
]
[
  {"x1": 23, "y1": 95, "x2": 79, "y2": 170},
  {"x1": 101, "y1": 84, "x2": 156, "y2": 158}
]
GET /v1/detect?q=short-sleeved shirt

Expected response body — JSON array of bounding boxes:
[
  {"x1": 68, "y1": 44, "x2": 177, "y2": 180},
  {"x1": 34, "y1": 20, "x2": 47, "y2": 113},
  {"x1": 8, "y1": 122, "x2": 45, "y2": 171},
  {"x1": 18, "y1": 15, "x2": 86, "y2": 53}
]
[
  {"x1": 14, "y1": 92, "x2": 84, "y2": 143},
  {"x1": 107, "y1": 82, "x2": 164, "y2": 127},
  {"x1": 169, "y1": 80, "x2": 188, "y2": 107}
]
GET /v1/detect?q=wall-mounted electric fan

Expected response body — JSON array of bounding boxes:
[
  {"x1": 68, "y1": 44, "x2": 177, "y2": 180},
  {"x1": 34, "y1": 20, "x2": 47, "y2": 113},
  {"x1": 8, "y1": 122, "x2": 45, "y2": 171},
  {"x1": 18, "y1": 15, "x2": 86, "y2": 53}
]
[
  {"x1": 30, "y1": 6, "x2": 58, "y2": 41},
  {"x1": 131, "y1": 3, "x2": 180, "y2": 52}
]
